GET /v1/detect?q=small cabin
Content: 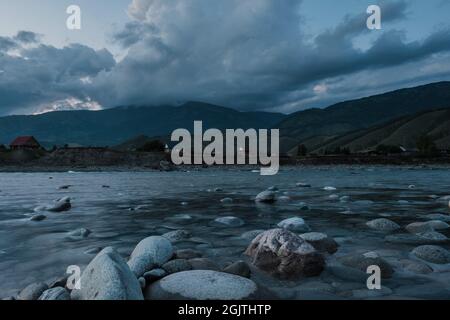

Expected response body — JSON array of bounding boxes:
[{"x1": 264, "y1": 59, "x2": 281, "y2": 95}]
[{"x1": 10, "y1": 136, "x2": 41, "y2": 150}]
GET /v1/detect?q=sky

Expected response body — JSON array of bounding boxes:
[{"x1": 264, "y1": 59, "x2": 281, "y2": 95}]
[{"x1": 0, "y1": 0, "x2": 449, "y2": 116}]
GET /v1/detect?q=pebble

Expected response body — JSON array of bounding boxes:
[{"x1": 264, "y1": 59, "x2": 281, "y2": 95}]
[
  {"x1": 277, "y1": 217, "x2": 311, "y2": 233},
  {"x1": 366, "y1": 218, "x2": 401, "y2": 232}
]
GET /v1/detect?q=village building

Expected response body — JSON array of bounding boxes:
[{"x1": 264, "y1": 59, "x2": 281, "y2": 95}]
[{"x1": 9, "y1": 136, "x2": 42, "y2": 150}]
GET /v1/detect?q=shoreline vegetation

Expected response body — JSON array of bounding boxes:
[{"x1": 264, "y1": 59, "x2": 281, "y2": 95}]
[{"x1": 1, "y1": 147, "x2": 450, "y2": 172}]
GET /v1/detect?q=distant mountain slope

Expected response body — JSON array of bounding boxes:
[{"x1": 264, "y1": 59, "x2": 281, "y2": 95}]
[
  {"x1": 0, "y1": 102, "x2": 286, "y2": 148},
  {"x1": 307, "y1": 108, "x2": 450, "y2": 154},
  {"x1": 278, "y1": 81, "x2": 450, "y2": 152}
]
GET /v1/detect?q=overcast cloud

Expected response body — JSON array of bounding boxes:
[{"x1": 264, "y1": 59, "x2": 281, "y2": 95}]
[{"x1": 0, "y1": 0, "x2": 450, "y2": 115}]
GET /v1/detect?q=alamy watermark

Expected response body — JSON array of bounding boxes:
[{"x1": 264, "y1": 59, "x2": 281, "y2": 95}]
[
  {"x1": 66, "y1": 5, "x2": 81, "y2": 30},
  {"x1": 171, "y1": 121, "x2": 279, "y2": 176}
]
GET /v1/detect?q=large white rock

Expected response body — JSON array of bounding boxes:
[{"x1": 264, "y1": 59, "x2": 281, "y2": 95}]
[
  {"x1": 128, "y1": 236, "x2": 173, "y2": 277},
  {"x1": 255, "y1": 191, "x2": 276, "y2": 203},
  {"x1": 71, "y1": 247, "x2": 143, "y2": 300},
  {"x1": 366, "y1": 218, "x2": 401, "y2": 232},
  {"x1": 145, "y1": 270, "x2": 260, "y2": 300},
  {"x1": 277, "y1": 217, "x2": 311, "y2": 233}
]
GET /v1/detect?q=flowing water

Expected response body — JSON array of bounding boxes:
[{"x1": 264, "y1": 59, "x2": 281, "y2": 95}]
[{"x1": 1, "y1": 166, "x2": 450, "y2": 299}]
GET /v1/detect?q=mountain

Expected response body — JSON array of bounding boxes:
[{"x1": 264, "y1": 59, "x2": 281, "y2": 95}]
[
  {"x1": 0, "y1": 102, "x2": 286, "y2": 148},
  {"x1": 302, "y1": 108, "x2": 450, "y2": 154},
  {"x1": 277, "y1": 81, "x2": 450, "y2": 152}
]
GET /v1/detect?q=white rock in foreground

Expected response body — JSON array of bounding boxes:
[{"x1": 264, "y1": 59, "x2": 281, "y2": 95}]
[
  {"x1": 71, "y1": 247, "x2": 143, "y2": 300},
  {"x1": 278, "y1": 217, "x2": 311, "y2": 233},
  {"x1": 145, "y1": 270, "x2": 259, "y2": 300},
  {"x1": 128, "y1": 236, "x2": 174, "y2": 277}
]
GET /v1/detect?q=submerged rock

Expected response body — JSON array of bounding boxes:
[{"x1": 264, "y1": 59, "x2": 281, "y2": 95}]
[
  {"x1": 412, "y1": 245, "x2": 450, "y2": 264},
  {"x1": 145, "y1": 270, "x2": 260, "y2": 300},
  {"x1": 406, "y1": 222, "x2": 434, "y2": 234},
  {"x1": 241, "y1": 230, "x2": 265, "y2": 240},
  {"x1": 214, "y1": 216, "x2": 244, "y2": 227},
  {"x1": 143, "y1": 269, "x2": 167, "y2": 283},
  {"x1": 255, "y1": 191, "x2": 276, "y2": 203},
  {"x1": 296, "y1": 183, "x2": 311, "y2": 188},
  {"x1": 338, "y1": 252, "x2": 394, "y2": 279},
  {"x1": 277, "y1": 217, "x2": 311, "y2": 233},
  {"x1": 223, "y1": 261, "x2": 251, "y2": 278},
  {"x1": 366, "y1": 218, "x2": 400, "y2": 232},
  {"x1": 18, "y1": 282, "x2": 49, "y2": 300},
  {"x1": 220, "y1": 198, "x2": 233, "y2": 204},
  {"x1": 245, "y1": 228, "x2": 325, "y2": 279},
  {"x1": 300, "y1": 232, "x2": 338, "y2": 254},
  {"x1": 30, "y1": 214, "x2": 46, "y2": 222},
  {"x1": 39, "y1": 287, "x2": 70, "y2": 300},
  {"x1": 425, "y1": 214, "x2": 450, "y2": 222},
  {"x1": 416, "y1": 231, "x2": 448, "y2": 243},
  {"x1": 47, "y1": 197, "x2": 72, "y2": 212},
  {"x1": 162, "y1": 230, "x2": 192, "y2": 243},
  {"x1": 67, "y1": 228, "x2": 91, "y2": 240},
  {"x1": 385, "y1": 233, "x2": 447, "y2": 245},
  {"x1": 127, "y1": 236, "x2": 174, "y2": 277},
  {"x1": 71, "y1": 247, "x2": 143, "y2": 300}
]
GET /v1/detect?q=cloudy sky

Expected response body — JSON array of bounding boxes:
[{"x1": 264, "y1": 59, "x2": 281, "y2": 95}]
[{"x1": 0, "y1": 0, "x2": 449, "y2": 116}]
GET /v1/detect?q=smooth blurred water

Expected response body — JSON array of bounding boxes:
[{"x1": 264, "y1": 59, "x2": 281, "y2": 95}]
[{"x1": 0, "y1": 166, "x2": 450, "y2": 299}]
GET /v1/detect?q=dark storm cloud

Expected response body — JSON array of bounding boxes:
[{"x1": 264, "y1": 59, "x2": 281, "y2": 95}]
[
  {"x1": 0, "y1": 34, "x2": 115, "y2": 114},
  {"x1": 1, "y1": 0, "x2": 450, "y2": 115},
  {"x1": 90, "y1": 0, "x2": 450, "y2": 113}
]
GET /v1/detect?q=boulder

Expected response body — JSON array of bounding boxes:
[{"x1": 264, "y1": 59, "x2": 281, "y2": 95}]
[
  {"x1": 412, "y1": 245, "x2": 450, "y2": 264},
  {"x1": 366, "y1": 218, "x2": 400, "y2": 232},
  {"x1": 277, "y1": 217, "x2": 311, "y2": 233},
  {"x1": 255, "y1": 191, "x2": 276, "y2": 203},
  {"x1": 223, "y1": 261, "x2": 251, "y2": 278},
  {"x1": 416, "y1": 231, "x2": 448, "y2": 243},
  {"x1": 324, "y1": 186, "x2": 337, "y2": 191},
  {"x1": 127, "y1": 236, "x2": 174, "y2": 277},
  {"x1": 38, "y1": 287, "x2": 70, "y2": 300},
  {"x1": 244, "y1": 228, "x2": 325, "y2": 279},
  {"x1": 17, "y1": 282, "x2": 49, "y2": 300},
  {"x1": 71, "y1": 247, "x2": 143, "y2": 300},
  {"x1": 220, "y1": 198, "x2": 233, "y2": 204},
  {"x1": 300, "y1": 232, "x2": 338, "y2": 254},
  {"x1": 427, "y1": 220, "x2": 450, "y2": 230},
  {"x1": 162, "y1": 259, "x2": 192, "y2": 274},
  {"x1": 338, "y1": 252, "x2": 394, "y2": 279},
  {"x1": 145, "y1": 270, "x2": 260, "y2": 300}
]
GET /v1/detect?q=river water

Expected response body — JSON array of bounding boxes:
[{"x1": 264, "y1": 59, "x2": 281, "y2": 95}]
[{"x1": 1, "y1": 166, "x2": 450, "y2": 299}]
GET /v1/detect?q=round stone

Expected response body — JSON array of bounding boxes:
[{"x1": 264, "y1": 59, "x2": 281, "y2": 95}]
[{"x1": 145, "y1": 270, "x2": 259, "y2": 300}]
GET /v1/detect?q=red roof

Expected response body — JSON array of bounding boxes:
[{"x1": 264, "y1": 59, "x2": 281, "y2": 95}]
[{"x1": 10, "y1": 136, "x2": 40, "y2": 147}]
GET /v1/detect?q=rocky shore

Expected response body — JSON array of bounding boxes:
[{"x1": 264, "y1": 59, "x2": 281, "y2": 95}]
[{"x1": 4, "y1": 187, "x2": 450, "y2": 301}]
